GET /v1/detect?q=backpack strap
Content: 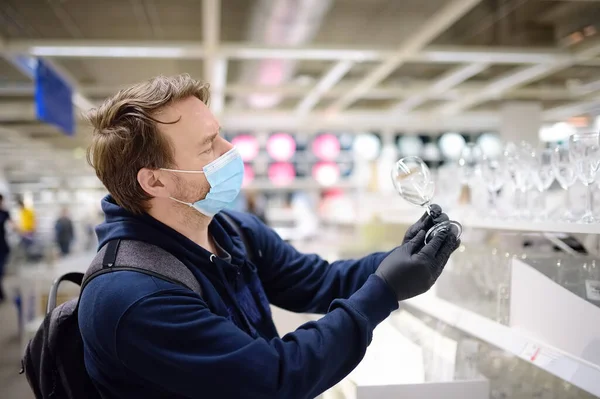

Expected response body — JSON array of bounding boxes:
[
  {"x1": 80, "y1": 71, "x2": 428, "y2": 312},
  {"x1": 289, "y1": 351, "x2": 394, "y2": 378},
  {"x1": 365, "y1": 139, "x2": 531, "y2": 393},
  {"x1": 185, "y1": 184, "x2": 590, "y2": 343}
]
[
  {"x1": 46, "y1": 272, "x2": 85, "y2": 313},
  {"x1": 81, "y1": 239, "x2": 202, "y2": 297},
  {"x1": 220, "y1": 212, "x2": 255, "y2": 264}
]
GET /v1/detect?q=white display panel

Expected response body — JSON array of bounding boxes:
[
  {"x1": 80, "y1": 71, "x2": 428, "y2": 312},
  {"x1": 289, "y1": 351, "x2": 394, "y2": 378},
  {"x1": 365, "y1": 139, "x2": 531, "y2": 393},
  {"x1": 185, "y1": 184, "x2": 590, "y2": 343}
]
[{"x1": 510, "y1": 258, "x2": 600, "y2": 369}]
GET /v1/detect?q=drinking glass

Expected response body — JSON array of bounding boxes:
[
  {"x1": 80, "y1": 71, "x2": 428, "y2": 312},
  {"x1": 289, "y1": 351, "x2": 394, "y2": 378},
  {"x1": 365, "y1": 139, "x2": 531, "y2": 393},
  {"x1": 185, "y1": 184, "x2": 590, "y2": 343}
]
[
  {"x1": 503, "y1": 142, "x2": 521, "y2": 213},
  {"x1": 551, "y1": 146, "x2": 577, "y2": 221},
  {"x1": 569, "y1": 132, "x2": 600, "y2": 223},
  {"x1": 531, "y1": 149, "x2": 555, "y2": 219},
  {"x1": 508, "y1": 142, "x2": 536, "y2": 219},
  {"x1": 391, "y1": 156, "x2": 463, "y2": 243},
  {"x1": 481, "y1": 157, "x2": 506, "y2": 217},
  {"x1": 458, "y1": 143, "x2": 484, "y2": 187}
]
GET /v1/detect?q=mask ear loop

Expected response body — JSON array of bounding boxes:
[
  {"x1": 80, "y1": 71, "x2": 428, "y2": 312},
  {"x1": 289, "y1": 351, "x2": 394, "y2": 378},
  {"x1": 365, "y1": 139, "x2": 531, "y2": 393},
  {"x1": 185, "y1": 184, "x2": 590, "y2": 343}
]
[
  {"x1": 160, "y1": 169, "x2": 206, "y2": 207},
  {"x1": 168, "y1": 196, "x2": 195, "y2": 208},
  {"x1": 160, "y1": 168, "x2": 206, "y2": 174}
]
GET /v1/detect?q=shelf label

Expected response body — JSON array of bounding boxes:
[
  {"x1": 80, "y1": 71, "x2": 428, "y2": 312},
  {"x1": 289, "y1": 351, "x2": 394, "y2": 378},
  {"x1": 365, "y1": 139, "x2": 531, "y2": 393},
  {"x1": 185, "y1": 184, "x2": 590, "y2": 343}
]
[
  {"x1": 520, "y1": 342, "x2": 580, "y2": 381},
  {"x1": 520, "y1": 342, "x2": 563, "y2": 369}
]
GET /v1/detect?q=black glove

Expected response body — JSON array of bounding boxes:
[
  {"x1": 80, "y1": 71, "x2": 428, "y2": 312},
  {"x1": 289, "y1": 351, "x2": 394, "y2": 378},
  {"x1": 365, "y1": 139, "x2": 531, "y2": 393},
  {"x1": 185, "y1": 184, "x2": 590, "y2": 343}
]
[
  {"x1": 376, "y1": 228, "x2": 460, "y2": 301},
  {"x1": 403, "y1": 204, "x2": 449, "y2": 245}
]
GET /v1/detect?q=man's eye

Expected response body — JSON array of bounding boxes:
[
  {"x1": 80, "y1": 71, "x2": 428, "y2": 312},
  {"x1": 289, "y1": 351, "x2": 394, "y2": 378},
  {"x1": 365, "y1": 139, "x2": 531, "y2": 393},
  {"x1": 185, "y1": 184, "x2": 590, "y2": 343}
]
[{"x1": 202, "y1": 148, "x2": 213, "y2": 155}]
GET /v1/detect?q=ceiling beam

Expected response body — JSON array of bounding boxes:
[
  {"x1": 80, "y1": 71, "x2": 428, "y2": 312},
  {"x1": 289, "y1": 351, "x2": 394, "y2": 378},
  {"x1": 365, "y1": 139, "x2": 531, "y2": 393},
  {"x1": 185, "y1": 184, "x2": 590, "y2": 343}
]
[
  {"x1": 202, "y1": 0, "x2": 225, "y2": 115},
  {"x1": 325, "y1": 0, "x2": 483, "y2": 114},
  {"x1": 2, "y1": 39, "x2": 573, "y2": 65},
  {"x1": 440, "y1": 38, "x2": 600, "y2": 114},
  {"x1": 219, "y1": 109, "x2": 500, "y2": 131},
  {"x1": 0, "y1": 102, "x2": 35, "y2": 121},
  {"x1": 295, "y1": 60, "x2": 354, "y2": 115},
  {"x1": 0, "y1": 81, "x2": 579, "y2": 101},
  {"x1": 0, "y1": 102, "x2": 499, "y2": 130},
  {"x1": 389, "y1": 62, "x2": 490, "y2": 113},
  {"x1": 543, "y1": 94, "x2": 600, "y2": 121}
]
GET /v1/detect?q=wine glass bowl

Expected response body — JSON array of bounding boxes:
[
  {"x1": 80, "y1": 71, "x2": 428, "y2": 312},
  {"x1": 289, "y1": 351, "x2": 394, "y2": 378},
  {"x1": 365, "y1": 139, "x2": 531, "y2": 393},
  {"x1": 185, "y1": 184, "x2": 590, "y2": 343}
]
[
  {"x1": 551, "y1": 146, "x2": 577, "y2": 221},
  {"x1": 569, "y1": 133, "x2": 600, "y2": 185},
  {"x1": 532, "y1": 149, "x2": 555, "y2": 192},
  {"x1": 392, "y1": 156, "x2": 463, "y2": 243},
  {"x1": 391, "y1": 156, "x2": 435, "y2": 207},
  {"x1": 458, "y1": 143, "x2": 484, "y2": 186},
  {"x1": 569, "y1": 132, "x2": 600, "y2": 224},
  {"x1": 481, "y1": 157, "x2": 507, "y2": 217}
]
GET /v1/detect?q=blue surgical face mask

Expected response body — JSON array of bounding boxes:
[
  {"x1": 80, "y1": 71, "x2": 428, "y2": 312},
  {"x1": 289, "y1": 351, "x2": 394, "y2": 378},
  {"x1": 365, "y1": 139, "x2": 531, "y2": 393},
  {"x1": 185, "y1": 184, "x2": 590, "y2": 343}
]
[{"x1": 160, "y1": 147, "x2": 244, "y2": 217}]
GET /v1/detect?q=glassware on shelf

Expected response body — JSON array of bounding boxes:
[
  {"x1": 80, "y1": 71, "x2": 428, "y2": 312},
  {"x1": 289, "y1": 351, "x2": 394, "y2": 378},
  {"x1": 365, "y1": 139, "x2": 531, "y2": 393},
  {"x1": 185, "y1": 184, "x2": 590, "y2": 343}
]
[
  {"x1": 391, "y1": 156, "x2": 463, "y2": 243},
  {"x1": 510, "y1": 142, "x2": 536, "y2": 219},
  {"x1": 569, "y1": 132, "x2": 600, "y2": 224},
  {"x1": 531, "y1": 148, "x2": 555, "y2": 219},
  {"x1": 551, "y1": 146, "x2": 578, "y2": 222},
  {"x1": 481, "y1": 157, "x2": 507, "y2": 217},
  {"x1": 457, "y1": 143, "x2": 484, "y2": 205},
  {"x1": 458, "y1": 143, "x2": 484, "y2": 186}
]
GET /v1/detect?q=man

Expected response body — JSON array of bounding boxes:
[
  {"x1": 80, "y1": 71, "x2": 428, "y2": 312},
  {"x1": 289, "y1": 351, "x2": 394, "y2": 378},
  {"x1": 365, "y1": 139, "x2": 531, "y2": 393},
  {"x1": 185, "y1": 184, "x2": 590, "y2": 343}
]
[
  {"x1": 54, "y1": 208, "x2": 75, "y2": 256},
  {"x1": 79, "y1": 74, "x2": 459, "y2": 399},
  {"x1": 0, "y1": 194, "x2": 11, "y2": 301}
]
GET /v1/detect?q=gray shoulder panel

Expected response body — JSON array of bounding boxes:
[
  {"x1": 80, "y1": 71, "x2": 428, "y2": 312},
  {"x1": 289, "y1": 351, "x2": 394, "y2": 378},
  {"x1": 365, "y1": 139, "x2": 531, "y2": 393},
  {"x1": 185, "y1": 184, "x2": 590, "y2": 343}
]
[{"x1": 84, "y1": 240, "x2": 202, "y2": 296}]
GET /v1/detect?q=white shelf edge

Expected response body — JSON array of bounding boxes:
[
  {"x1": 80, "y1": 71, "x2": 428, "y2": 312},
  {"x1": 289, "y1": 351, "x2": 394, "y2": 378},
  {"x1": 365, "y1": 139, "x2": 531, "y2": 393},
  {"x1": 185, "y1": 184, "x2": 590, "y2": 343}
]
[
  {"x1": 379, "y1": 213, "x2": 600, "y2": 235},
  {"x1": 402, "y1": 293, "x2": 600, "y2": 397}
]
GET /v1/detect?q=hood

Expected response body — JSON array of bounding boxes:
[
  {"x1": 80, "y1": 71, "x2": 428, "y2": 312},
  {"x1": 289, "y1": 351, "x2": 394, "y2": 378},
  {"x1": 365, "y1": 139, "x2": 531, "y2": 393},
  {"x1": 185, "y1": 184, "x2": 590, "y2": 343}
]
[{"x1": 96, "y1": 195, "x2": 249, "y2": 271}]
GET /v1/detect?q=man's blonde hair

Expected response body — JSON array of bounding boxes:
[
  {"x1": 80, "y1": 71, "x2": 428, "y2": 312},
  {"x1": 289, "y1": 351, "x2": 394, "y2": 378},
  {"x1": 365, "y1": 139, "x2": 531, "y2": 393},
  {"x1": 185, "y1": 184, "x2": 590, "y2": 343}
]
[{"x1": 86, "y1": 74, "x2": 210, "y2": 214}]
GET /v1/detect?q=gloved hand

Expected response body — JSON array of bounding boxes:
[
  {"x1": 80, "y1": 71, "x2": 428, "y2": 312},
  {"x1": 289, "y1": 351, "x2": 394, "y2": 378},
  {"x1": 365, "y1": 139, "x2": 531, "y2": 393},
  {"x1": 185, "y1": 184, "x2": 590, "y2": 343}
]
[
  {"x1": 376, "y1": 228, "x2": 460, "y2": 301},
  {"x1": 402, "y1": 204, "x2": 449, "y2": 245}
]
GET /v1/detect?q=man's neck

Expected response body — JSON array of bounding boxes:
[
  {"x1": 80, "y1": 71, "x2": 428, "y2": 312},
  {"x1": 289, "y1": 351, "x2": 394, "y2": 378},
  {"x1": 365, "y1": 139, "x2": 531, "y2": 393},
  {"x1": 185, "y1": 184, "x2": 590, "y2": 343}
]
[{"x1": 147, "y1": 201, "x2": 216, "y2": 253}]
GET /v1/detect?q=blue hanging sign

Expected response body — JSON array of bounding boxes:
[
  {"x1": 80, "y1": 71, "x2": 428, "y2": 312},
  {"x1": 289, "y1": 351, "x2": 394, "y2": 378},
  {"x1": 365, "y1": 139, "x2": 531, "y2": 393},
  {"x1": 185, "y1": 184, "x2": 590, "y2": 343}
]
[{"x1": 35, "y1": 59, "x2": 74, "y2": 136}]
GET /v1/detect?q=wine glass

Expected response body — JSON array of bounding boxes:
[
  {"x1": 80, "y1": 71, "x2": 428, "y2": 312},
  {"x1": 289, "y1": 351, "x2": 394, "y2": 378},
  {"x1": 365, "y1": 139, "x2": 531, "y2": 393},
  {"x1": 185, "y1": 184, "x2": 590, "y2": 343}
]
[
  {"x1": 481, "y1": 157, "x2": 507, "y2": 217},
  {"x1": 391, "y1": 156, "x2": 463, "y2": 243},
  {"x1": 551, "y1": 146, "x2": 577, "y2": 221},
  {"x1": 531, "y1": 149, "x2": 555, "y2": 219},
  {"x1": 505, "y1": 142, "x2": 536, "y2": 219},
  {"x1": 569, "y1": 132, "x2": 600, "y2": 224},
  {"x1": 458, "y1": 143, "x2": 484, "y2": 187}
]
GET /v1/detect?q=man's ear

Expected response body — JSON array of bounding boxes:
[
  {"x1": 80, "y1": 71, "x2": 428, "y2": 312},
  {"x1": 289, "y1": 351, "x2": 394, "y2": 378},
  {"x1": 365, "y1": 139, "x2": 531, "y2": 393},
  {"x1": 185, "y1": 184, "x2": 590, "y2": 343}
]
[{"x1": 137, "y1": 168, "x2": 169, "y2": 198}]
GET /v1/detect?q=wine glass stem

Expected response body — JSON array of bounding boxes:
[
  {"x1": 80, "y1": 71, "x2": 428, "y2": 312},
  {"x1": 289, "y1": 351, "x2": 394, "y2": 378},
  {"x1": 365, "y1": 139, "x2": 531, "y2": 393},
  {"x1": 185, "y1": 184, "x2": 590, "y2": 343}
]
[
  {"x1": 563, "y1": 187, "x2": 573, "y2": 219},
  {"x1": 584, "y1": 183, "x2": 594, "y2": 220},
  {"x1": 425, "y1": 203, "x2": 432, "y2": 215}
]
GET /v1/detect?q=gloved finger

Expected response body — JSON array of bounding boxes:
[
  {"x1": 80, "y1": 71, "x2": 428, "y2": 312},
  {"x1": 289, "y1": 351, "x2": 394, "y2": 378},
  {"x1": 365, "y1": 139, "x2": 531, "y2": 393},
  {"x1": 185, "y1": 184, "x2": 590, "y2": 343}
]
[
  {"x1": 428, "y1": 204, "x2": 443, "y2": 219},
  {"x1": 403, "y1": 210, "x2": 432, "y2": 242},
  {"x1": 435, "y1": 236, "x2": 461, "y2": 266},
  {"x1": 432, "y1": 212, "x2": 449, "y2": 225},
  {"x1": 419, "y1": 228, "x2": 450, "y2": 259},
  {"x1": 405, "y1": 230, "x2": 427, "y2": 254}
]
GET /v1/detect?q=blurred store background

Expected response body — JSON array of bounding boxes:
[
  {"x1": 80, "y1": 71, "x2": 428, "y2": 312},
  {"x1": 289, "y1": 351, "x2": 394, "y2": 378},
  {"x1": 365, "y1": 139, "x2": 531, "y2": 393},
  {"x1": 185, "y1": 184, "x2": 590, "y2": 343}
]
[{"x1": 1, "y1": 0, "x2": 600, "y2": 398}]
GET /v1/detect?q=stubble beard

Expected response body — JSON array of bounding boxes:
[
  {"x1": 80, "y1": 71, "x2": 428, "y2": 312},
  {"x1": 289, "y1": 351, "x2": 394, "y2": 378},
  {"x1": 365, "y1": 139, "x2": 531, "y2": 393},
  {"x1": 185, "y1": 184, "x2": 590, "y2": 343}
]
[{"x1": 172, "y1": 175, "x2": 211, "y2": 229}]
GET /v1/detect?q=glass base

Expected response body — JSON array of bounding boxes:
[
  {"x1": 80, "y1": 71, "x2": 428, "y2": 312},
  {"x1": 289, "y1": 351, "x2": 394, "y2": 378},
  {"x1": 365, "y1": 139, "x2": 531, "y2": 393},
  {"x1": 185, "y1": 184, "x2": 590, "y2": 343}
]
[
  {"x1": 560, "y1": 211, "x2": 578, "y2": 223},
  {"x1": 580, "y1": 213, "x2": 598, "y2": 224},
  {"x1": 425, "y1": 220, "x2": 463, "y2": 244}
]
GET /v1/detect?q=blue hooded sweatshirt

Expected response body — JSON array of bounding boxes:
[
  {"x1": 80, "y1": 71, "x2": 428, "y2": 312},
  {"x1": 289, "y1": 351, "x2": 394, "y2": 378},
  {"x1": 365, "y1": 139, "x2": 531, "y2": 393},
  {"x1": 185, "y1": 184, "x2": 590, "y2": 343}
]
[{"x1": 78, "y1": 196, "x2": 399, "y2": 399}]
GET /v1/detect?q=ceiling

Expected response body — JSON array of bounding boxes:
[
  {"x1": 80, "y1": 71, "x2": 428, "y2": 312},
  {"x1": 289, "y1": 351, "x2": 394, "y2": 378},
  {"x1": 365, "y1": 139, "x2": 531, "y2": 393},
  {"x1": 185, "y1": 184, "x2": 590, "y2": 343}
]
[{"x1": 2, "y1": 0, "x2": 600, "y2": 180}]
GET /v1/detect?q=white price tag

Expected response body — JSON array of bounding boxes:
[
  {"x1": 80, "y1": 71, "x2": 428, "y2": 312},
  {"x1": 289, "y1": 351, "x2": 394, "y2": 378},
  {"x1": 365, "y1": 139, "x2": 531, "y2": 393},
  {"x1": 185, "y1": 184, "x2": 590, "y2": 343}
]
[
  {"x1": 520, "y1": 343, "x2": 560, "y2": 367},
  {"x1": 585, "y1": 280, "x2": 600, "y2": 301}
]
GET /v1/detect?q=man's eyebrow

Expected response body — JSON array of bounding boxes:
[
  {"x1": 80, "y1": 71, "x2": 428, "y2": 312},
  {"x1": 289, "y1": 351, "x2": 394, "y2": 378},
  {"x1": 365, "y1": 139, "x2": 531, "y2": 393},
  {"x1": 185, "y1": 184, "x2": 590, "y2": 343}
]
[{"x1": 202, "y1": 132, "x2": 218, "y2": 145}]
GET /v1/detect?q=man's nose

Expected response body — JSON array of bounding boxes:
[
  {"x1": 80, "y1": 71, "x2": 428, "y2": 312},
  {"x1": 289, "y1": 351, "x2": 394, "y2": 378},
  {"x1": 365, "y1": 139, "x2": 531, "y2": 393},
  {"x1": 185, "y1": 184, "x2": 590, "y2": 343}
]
[{"x1": 216, "y1": 136, "x2": 234, "y2": 156}]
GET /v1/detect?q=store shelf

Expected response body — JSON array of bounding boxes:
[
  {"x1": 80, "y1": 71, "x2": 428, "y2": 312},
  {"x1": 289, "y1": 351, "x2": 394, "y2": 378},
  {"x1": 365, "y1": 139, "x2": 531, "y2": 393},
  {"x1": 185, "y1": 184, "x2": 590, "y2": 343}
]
[
  {"x1": 380, "y1": 212, "x2": 600, "y2": 235},
  {"x1": 243, "y1": 179, "x2": 358, "y2": 192},
  {"x1": 403, "y1": 293, "x2": 600, "y2": 397}
]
